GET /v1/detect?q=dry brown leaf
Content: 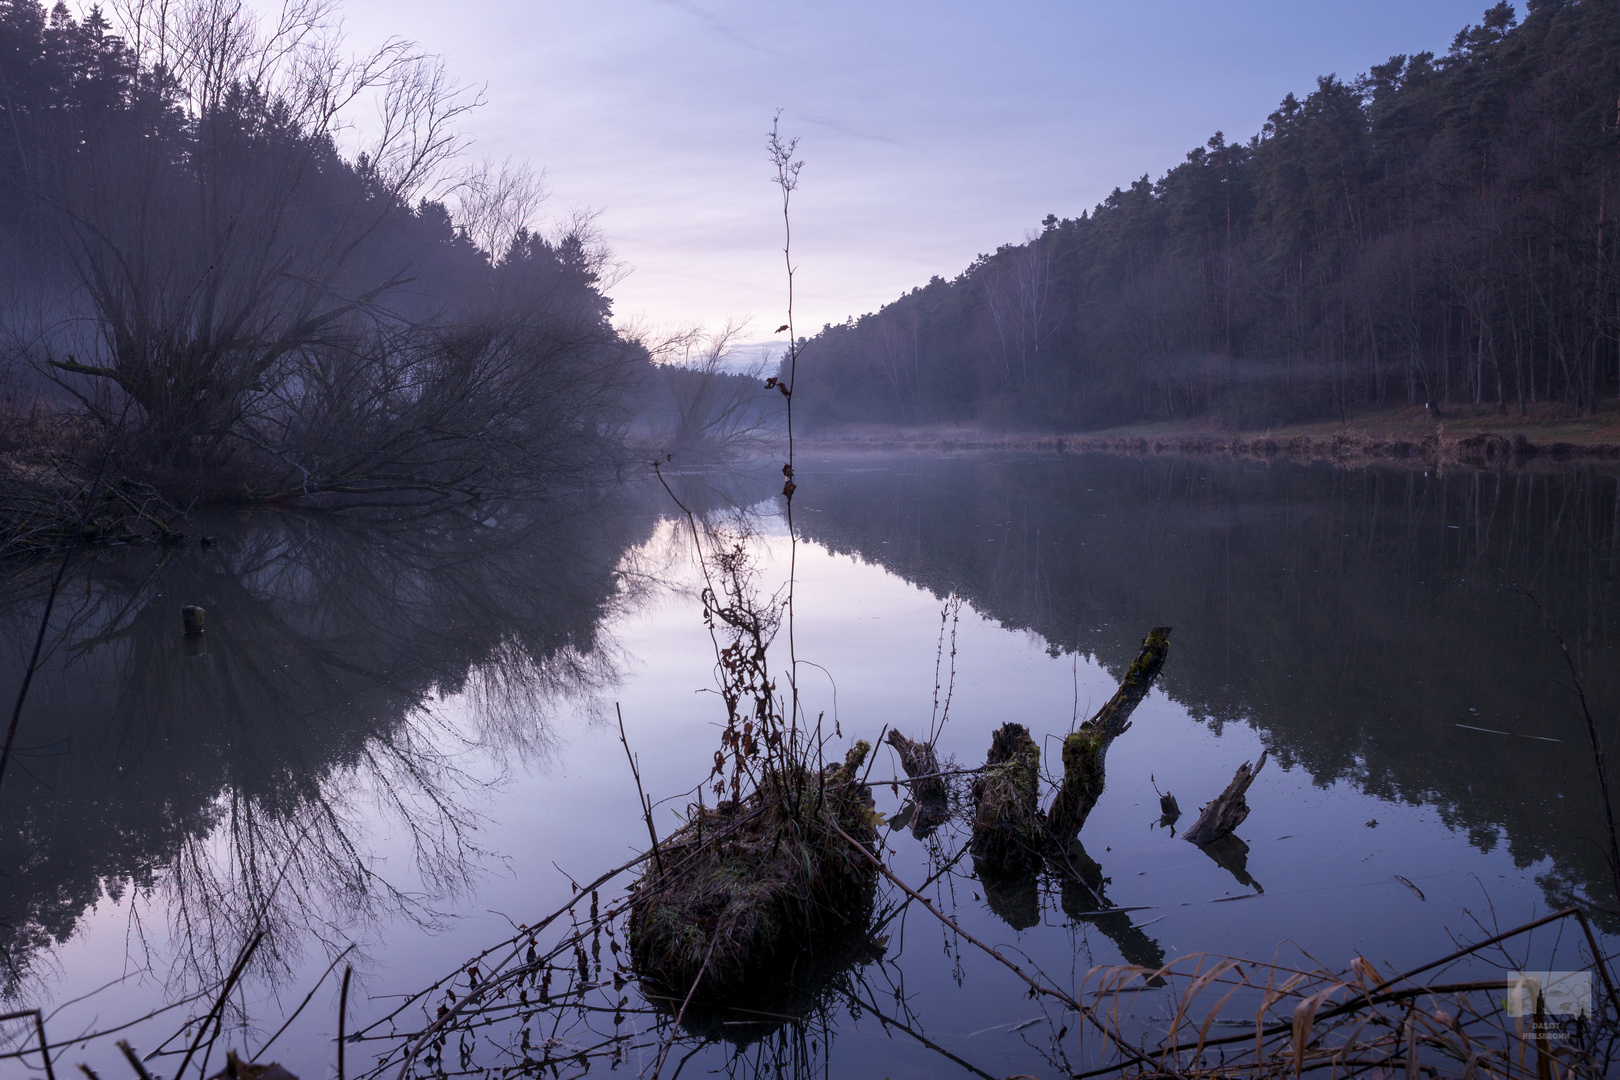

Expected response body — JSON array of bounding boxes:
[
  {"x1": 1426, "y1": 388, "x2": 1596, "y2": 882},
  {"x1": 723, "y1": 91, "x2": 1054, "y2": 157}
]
[
  {"x1": 1166, "y1": 957, "x2": 1242, "y2": 1055},
  {"x1": 1195, "y1": 974, "x2": 1252, "y2": 1063},
  {"x1": 1350, "y1": 955, "x2": 1383, "y2": 988},
  {"x1": 1290, "y1": 984, "x2": 1342, "y2": 1077}
]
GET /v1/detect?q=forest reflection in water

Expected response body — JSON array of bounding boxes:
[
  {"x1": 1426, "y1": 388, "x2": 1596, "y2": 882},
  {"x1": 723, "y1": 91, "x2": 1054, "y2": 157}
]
[
  {"x1": 796, "y1": 452, "x2": 1620, "y2": 930},
  {"x1": 346, "y1": 452, "x2": 1620, "y2": 1080},
  {"x1": 0, "y1": 481, "x2": 716, "y2": 998},
  {"x1": 0, "y1": 453, "x2": 1616, "y2": 1079}
]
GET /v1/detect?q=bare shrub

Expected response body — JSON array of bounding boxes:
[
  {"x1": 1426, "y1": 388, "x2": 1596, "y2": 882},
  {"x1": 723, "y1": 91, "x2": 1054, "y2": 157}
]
[{"x1": 5, "y1": 0, "x2": 636, "y2": 508}]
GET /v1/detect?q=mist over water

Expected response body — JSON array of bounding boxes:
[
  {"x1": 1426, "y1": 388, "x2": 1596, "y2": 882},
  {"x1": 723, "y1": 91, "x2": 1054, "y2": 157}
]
[{"x1": 1, "y1": 453, "x2": 1614, "y2": 1077}]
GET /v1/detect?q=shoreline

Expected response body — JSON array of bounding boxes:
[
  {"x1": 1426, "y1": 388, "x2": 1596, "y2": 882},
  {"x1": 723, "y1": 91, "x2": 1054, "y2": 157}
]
[{"x1": 800, "y1": 427, "x2": 1620, "y2": 468}]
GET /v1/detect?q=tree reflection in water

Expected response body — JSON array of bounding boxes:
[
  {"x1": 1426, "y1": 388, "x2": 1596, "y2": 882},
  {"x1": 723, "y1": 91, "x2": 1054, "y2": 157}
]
[
  {"x1": 332, "y1": 453, "x2": 1620, "y2": 1080},
  {"x1": 0, "y1": 493, "x2": 663, "y2": 997},
  {"x1": 795, "y1": 453, "x2": 1620, "y2": 927}
]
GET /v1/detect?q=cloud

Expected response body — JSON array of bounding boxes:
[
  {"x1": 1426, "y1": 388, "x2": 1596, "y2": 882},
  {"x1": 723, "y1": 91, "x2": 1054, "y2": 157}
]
[
  {"x1": 645, "y1": 0, "x2": 786, "y2": 58},
  {"x1": 799, "y1": 113, "x2": 905, "y2": 148}
]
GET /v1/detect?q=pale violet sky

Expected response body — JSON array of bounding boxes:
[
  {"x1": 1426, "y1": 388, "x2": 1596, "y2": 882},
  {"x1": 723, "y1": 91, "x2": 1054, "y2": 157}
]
[{"x1": 333, "y1": 0, "x2": 1500, "y2": 337}]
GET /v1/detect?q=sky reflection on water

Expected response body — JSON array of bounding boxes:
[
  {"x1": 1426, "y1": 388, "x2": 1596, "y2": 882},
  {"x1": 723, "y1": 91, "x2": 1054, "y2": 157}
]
[{"x1": 3, "y1": 453, "x2": 1615, "y2": 1079}]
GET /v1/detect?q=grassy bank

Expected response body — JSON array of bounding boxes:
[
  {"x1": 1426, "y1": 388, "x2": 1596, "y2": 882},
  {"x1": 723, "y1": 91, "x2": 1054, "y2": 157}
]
[{"x1": 801, "y1": 402, "x2": 1620, "y2": 467}]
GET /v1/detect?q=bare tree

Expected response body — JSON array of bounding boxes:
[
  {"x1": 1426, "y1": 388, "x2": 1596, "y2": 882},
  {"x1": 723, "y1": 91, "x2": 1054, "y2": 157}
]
[
  {"x1": 644, "y1": 321, "x2": 782, "y2": 461},
  {"x1": 454, "y1": 157, "x2": 548, "y2": 260},
  {"x1": 977, "y1": 235, "x2": 1059, "y2": 391},
  {"x1": 25, "y1": 0, "x2": 631, "y2": 501}
]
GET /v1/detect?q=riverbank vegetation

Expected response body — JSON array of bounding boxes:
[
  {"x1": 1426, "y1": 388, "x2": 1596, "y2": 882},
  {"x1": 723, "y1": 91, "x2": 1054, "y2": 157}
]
[
  {"x1": 793, "y1": 1, "x2": 1620, "y2": 434},
  {"x1": 0, "y1": 0, "x2": 773, "y2": 549}
]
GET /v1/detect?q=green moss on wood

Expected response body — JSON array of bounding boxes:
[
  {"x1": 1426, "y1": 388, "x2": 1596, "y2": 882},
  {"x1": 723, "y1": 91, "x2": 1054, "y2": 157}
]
[
  {"x1": 1046, "y1": 627, "x2": 1172, "y2": 844},
  {"x1": 971, "y1": 723, "x2": 1044, "y2": 874}
]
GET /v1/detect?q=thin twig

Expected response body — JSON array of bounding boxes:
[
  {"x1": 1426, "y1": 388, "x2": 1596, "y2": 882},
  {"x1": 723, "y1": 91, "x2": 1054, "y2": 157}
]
[
  {"x1": 116, "y1": 1041, "x2": 155, "y2": 1080},
  {"x1": 647, "y1": 934, "x2": 719, "y2": 1079},
  {"x1": 618, "y1": 704, "x2": 663, "y2": 875},
  {"x1": 1510, "y1": 580, "x2": 1620, "y2": 907},
  {"x1": 33, "y1": 1010, "x2": 55, "y2": 1080},
  {"x1": 174, "y1": 931, "x2": 264, "y2": 1080},
  {"x1": 251, "y1": 944, "x2": 356, "y2": 1062},
  {"x1": 338, "y1": 965, "x2": 352, "y2": 1080}
]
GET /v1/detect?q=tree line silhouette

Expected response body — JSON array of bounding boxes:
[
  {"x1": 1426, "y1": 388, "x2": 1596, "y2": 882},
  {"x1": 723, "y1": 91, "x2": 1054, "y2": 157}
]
[
  {"x1": 793, "y1": 1, "x2": 1620, "y2": 432},
  {"x1": 0, "y1": 0, "x2": 640, "y2": 505}
]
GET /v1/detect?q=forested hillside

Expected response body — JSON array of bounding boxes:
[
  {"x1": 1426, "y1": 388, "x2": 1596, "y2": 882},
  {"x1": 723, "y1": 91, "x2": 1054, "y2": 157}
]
[
  {"x1": 0, "y1": 0, "x2": 637, "y2": 505},
  {"x1": 793, "y1": 1, "x2": 1620, "y2": 432}
]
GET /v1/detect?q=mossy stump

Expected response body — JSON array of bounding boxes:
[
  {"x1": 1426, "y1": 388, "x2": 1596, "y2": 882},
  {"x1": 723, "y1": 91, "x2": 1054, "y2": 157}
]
[
  {"x1": 1046, "y1": 627, "x2": 1171, "y2": 844},
  {"x1": 970, "y1": 723, "x2": 1044, "y2": 875},
  {"x1": 885, "y1": 730, "x2": 948, "y2": 837},
  {"x1": 627, "y1": 742, "x2": 880, "y2": 1004}
]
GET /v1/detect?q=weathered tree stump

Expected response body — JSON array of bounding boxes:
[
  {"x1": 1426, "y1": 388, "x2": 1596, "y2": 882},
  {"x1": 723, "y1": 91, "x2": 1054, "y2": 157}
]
[
  {"x1": 966, "y1": 628, "x2": 1175, "y2": 926},
  {"x1": 971, "y1": 723, "x2": 1044, "y2": 874},
  {"x1": 1183, "y1": 750, "x2": 1267, "y2": 846},
  {"x1": 1045, "y1": 627, "x2": 1173, "y2": 844},
  {"x1": 885, "y1": 730, "x2": 948, "y2": 837}
]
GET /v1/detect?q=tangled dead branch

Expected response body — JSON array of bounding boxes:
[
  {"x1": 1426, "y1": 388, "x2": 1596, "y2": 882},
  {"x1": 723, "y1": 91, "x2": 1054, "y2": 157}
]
[{"x1": 0, "y1": 411, "x2": 183, "y2": 559}]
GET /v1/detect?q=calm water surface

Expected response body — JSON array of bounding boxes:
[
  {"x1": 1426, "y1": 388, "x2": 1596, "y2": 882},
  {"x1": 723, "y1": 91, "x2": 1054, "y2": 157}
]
[{"x1": 2, "y1": 452, "x2": 1617, "y2": 1079}]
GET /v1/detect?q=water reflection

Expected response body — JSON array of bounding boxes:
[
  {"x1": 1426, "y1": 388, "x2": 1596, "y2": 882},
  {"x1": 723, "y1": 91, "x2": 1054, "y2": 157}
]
[
  {"x1": 0, "y1": 494, "x2": 662, "y2": 994},
  {"x1": 1051, "y1": 841, "x2": 1166, "y2": 970},
  {"x1": 797, "y1": 453, "x2": 1620, "y2": 927}
]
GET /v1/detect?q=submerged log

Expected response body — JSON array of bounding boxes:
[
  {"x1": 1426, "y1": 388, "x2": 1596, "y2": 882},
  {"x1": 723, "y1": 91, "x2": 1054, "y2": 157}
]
[
  {"x1": 1183, "y1": 750, "x2": 1268, "y2": 846},
  {"x1": 970, "y1": 723, "x2": 1044, "y2": 874},
  {"x1": 885, "y1": 730, "x2": 948, "y2": 837},
  {"x1": 1045, "y1": 627, "x2": 1173, "y2": 844}
]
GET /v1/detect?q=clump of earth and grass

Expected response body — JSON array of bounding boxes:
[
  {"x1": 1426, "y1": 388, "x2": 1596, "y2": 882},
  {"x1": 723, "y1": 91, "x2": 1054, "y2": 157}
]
[{"x1": 627, "y1": 742, "x2": 880, "y2": 1010}]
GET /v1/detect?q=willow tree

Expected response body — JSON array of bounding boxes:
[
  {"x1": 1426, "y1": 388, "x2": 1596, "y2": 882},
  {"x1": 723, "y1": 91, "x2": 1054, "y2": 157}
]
[{"x1": 7, "y1": 0, "x2": 634, "y2": 501}]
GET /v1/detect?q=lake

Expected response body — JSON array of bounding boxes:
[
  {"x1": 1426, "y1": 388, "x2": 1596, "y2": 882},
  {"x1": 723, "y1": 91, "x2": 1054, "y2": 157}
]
[{"x1": 1, "y1": 451, "x2": 1616, "y2": 1079}]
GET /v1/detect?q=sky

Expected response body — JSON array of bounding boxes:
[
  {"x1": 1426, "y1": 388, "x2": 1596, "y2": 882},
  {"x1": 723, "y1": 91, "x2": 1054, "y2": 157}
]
[{"x1": 332, "y1": 0, "x2": 1502, "y2": 341}]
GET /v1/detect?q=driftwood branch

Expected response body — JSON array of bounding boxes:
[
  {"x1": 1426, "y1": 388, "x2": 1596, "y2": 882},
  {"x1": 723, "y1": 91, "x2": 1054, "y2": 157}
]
[{"x1": 1183, "y1": 750, "x2": 1267, "y2": 846}]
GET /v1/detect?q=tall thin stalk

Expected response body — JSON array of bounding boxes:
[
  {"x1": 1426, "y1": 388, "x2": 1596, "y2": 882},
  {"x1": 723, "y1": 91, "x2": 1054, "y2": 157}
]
[{"x1": 767, "y1": 112, "x2": 807, "y2": 784}]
